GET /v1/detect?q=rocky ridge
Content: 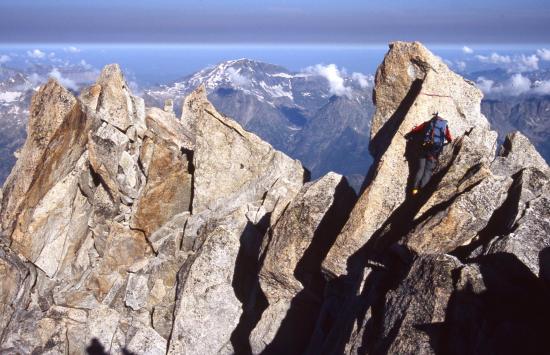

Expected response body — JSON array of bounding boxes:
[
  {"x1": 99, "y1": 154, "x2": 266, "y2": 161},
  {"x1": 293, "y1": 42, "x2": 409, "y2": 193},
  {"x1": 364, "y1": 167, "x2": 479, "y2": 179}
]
[{"x1": 1, "y1": 42, "x2": 549, "y2": 355}]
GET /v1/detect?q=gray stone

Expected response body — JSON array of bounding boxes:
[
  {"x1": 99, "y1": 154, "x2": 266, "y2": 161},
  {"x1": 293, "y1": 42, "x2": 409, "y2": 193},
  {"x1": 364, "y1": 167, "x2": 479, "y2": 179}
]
[{"x1": 125, "y1": 273, "x2": 150, "y2": 311}]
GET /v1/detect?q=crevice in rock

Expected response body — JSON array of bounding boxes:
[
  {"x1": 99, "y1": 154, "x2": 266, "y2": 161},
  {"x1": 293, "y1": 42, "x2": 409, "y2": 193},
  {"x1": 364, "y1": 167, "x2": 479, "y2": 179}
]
[
  {"x1": 166, "y1": 230, "x2": 208, "y2": 352},
  {"x1": 129, "y1": 227, "x2": 156, "y2": 257},
  {"x1": 229, "y1": 213, "x2": 271, "y2": 355},
  {"x1": 366, "y1": 261, "x2": 414, "y2": 355},
  {"x1": 181, "y1": 147, "x2": 195, "y2": 214},
  {"x1": 456, "y1": 162, "x2": 483, "y2": 187},
  {"x1": 205, "y1": 108, "x2": 248, "y2": 140}
]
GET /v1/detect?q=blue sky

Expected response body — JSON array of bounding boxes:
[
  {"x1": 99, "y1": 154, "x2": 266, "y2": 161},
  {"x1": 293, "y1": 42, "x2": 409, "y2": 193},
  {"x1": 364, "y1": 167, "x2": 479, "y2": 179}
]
[{"x1": 1, "y1": 0, "x2": 549, "y2": 44}]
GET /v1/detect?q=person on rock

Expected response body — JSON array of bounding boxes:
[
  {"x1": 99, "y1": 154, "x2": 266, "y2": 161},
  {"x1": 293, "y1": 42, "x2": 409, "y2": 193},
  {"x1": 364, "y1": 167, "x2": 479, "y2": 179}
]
[{"x1": 404, "y1": 112, "x2": 452, "y2": 196}]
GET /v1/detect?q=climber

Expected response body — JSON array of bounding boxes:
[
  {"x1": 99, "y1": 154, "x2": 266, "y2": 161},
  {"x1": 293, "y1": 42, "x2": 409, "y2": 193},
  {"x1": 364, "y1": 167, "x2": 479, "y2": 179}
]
[{"x1": 404, "y1": 112, "x2": 452, "y2": 196}]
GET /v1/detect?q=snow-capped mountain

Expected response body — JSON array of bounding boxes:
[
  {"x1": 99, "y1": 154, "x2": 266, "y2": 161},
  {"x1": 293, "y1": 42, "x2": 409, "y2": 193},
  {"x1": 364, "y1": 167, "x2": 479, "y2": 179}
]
[{"x1": 144, "y1": 59, "x2": 374, "y2": 190}]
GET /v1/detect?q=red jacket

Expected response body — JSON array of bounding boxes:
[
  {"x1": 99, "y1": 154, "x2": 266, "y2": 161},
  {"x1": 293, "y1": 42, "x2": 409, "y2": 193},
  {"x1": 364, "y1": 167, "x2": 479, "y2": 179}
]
[{"x1": 408, "y1": 120, "x2": 453, "y2": 142}]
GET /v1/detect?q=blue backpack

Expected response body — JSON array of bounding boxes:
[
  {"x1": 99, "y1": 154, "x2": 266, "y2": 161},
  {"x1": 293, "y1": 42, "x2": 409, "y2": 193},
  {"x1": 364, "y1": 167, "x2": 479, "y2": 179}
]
[{"x1": 423, "y1": 117, "x2": 447, "y2": 153}]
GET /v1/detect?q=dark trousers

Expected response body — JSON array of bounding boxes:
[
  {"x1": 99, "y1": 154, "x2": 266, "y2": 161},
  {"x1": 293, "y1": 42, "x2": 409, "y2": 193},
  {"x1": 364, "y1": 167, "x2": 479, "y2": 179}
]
[{"x1": 413, "y1": 156, "x2": 436, "y2": 189}]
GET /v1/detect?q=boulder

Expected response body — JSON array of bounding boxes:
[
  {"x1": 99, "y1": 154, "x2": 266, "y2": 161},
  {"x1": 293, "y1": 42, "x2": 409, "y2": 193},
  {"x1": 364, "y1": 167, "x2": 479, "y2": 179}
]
[
  {"x1": 371, "y1": 254, "x2": 462, "y2": 354},
  {"x1": 130, "y1": 135, "x2": 192, "y2": 239},
  {"x1": 250, "y1": 173, "x2": 356, "y2": 354}
]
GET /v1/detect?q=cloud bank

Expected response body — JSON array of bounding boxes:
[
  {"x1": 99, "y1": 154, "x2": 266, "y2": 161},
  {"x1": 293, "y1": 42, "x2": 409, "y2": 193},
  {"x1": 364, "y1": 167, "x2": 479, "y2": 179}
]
[
  {"x1": 351, "y1": 72, "x2": 370, "y2": 88},
  {"x1": 474, "y1": 51, "x2": 542, "y2": 72},
  {"x1": 27, "y1": 49, "x2": 46, "y2": 59},
  {"x1": 0, "y1": 54, "x2": 10, "y2": 64},
  {"x1": 477, "y1": 73, "x2": 550, "y2": 97}
]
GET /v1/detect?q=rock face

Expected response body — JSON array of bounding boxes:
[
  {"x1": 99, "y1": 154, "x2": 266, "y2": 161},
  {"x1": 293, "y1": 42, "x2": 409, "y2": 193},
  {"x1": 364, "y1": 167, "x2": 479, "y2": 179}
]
[
  {"x1": 323, "y1": 41, "x2": 493, "y2": 278},
  {"x1": 250, "y1": 172, "x2": 356, "y2": 354},
  {"x1": 1, "y1": 42, "x2": 549, "y2": 355},
  {"x1": 311, "y1": 42, "x2": 550, "y2": 354}
]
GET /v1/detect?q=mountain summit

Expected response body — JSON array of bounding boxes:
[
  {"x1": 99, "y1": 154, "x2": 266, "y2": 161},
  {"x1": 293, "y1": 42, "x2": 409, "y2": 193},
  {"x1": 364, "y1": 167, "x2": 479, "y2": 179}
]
[{"x1": 1, "y1": 42, "x2": 549, "y2": 354}]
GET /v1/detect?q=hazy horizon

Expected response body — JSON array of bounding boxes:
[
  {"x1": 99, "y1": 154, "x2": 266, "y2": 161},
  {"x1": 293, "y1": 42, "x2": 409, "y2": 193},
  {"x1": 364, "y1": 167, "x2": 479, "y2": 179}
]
[{"x1": 1, "y1": 0, "x2": 549, "y2": 44}]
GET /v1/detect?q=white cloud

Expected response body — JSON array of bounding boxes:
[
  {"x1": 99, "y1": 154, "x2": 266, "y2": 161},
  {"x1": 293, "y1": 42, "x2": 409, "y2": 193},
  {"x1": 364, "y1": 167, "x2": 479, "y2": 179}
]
[
  {"x1": 27, "y1": 49, "x2": 46, "y2": 59},
  {"x1": 506, "y1": 74, "x2": 532, "y2": 95},
  {"x1": 475, "y1": 52, "x2": 541, "y2": 72},
  {"x1": 475, "y1": 52, "x2": 511, "y2": 64},
  {"x1": 28, "y1": 73, "x2": 45, "y2": 86},
  {"x1": 476, "y1": 77, "x2": 495, "y2": 94},
  {"x1": 536, "y1": 48, "x2": 550, "y2": 61},
  {"x1": 226, "y1": 67, "x2": 250, "y2": 87},
  {"x1": 477, "y1": 73, "x2": 532, "y2": 97},
  {"x1": 64, "y1": 46, "x2": 81, "y2": 53},
  {"x1": 79, "y1": 59, "x2": 93, "y2": 70},
  {"x1": 462, "y1": 46, "x2": 474, "y2": 54},
  {"x1": 515, "y1": 54, "x2": 539, "y2": 71},
  {"x1": 48, "y1": 68, "x2": 78, "y2": 91},
  {"x1": 0, "y1": 54, "x2": 10, "y2": 64},
  {"x1": 456, "y1": 61, "x2": 467, "y2": 71},
  {"x1": 532, "y1": 80, "x2": 550, "y2": 95},
  {"x1": 351, "y1": 72, "x2": 369, "y2": 88},
  {"x1": 305, "y1": 64, "x2": 352, "y2": 97}
]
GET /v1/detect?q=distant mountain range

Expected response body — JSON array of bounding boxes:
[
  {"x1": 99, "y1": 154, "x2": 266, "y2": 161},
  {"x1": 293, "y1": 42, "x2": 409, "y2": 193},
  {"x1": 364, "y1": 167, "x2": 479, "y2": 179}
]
[
  {"x1": 466, "y1": 68, "x2": 550, "y2": 160},
  {"x1": 0, "y1": 60, "x2": 548, "y2": 190},
  {"x1": 144, "y1": 59, "x2": 375, "y2": 190}
]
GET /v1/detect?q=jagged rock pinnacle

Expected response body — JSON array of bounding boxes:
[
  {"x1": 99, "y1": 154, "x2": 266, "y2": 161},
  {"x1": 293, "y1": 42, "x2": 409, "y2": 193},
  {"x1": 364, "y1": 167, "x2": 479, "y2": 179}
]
[{"x1": 322, "y1": 40, "x2": 495, "y2": 277}]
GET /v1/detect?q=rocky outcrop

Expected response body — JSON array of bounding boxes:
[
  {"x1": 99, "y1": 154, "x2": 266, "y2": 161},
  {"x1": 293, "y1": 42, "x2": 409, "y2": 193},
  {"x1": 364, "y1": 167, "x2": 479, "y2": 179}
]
[
  {"x1": 1, "y1": 42, "x2": 549, "y2": 355},
  {"x1": 168, "y1": 87, "x2": 307, "y2": 354},
  {"x1": 322, "y1": 41, "x2": 493, "y2": 278},
  {"x1": 250, "y1": 173, "x2": 356, "y2": 354},
  {"x1": 311, "y1": 42, "x2": 550, "y2": 354},
  {"x1": 0, "y1": 63, "x2": 324, "y2": 355}
]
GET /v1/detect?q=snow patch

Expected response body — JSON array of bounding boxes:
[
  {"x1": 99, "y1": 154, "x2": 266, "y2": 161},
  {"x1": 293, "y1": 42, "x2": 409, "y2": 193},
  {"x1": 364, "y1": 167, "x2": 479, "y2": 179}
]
[
  {"x1": 259, "y1": 81, "x2": 293, "y2": 100},
  {"x1": 0, "y1": 91, "x2": 22, "y2": 103},
  {"x1": 271, "y1": 73, "x2": 294, "y2": 79}
]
